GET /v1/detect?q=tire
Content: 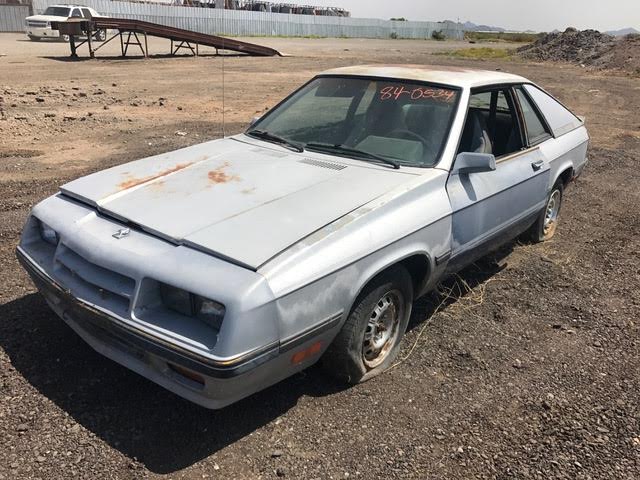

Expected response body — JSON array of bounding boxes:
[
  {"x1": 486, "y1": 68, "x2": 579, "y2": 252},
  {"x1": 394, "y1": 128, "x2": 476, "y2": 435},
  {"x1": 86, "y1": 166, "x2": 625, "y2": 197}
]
[
  {"x1": 28, "y1": 36, "x2": 41, "y2": 42},
  {"x1": 526, "y1": 181, "x2": 564, "y2": 242},
  {"x1": 61, "y1": 34, "x2": 69, "y2": 42},
  {"x1": 322, "y1": 265, "x2": 413, "y2": 384},
  {"x1": 94, "y1": 29, "x2": 106, "y2": 42}
]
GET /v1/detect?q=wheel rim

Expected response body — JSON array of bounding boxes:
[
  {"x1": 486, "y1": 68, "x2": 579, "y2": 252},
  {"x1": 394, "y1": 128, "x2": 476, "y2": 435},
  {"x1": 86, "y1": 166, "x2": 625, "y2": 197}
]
[
  {"x1": 362, "y1": 290, "x2": 402, "y2": 369},
  {"x1": 543, "y1": 189, "x2": 561, "y2": 236}
]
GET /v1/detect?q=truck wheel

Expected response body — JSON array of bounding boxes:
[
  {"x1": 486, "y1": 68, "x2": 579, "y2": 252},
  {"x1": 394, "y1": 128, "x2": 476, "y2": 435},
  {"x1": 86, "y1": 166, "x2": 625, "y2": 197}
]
[
  {"x1": 94, "y1": 29, "x2": 106, "y2": 41},
  {"x1": 61, "y1": 34, "x2": 70, "y2": 42},
  {"x1": 28, "y1": 36, "x2": 41, "y2": 42},
  {"x1": 322, "y1": 265, "x2": 413, "y2": 384},
  {"x1": 526, "y1": 181, "x2": 563, "y2": 242}
]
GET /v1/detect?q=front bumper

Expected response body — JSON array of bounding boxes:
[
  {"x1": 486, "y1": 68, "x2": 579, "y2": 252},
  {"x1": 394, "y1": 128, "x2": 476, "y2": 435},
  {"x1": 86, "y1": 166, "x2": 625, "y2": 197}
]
[
  {"x1": 25, "y1": 26, "x2": 61, "y2": 39},
  {"x1": 17, "y1": 247, "x2": 290, "y2": 409}
]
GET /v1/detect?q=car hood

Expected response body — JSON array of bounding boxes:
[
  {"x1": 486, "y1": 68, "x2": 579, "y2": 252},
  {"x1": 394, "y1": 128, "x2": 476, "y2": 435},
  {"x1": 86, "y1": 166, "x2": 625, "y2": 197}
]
[
  {"x1": 26, "y1": 15, "x2": 68, "y2": 22},
  {"x1": 61, "y1": 137, "x2": 417, "y2": 269}
]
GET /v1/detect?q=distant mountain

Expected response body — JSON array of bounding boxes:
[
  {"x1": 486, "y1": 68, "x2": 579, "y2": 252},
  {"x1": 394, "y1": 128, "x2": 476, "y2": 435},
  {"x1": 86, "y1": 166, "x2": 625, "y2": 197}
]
[
  {"x1": 605, "y1": 27, "x2": 640, "y2": 36},
  {"x1": 462, "y1": 21, "x2": 506, "y2": 32}
]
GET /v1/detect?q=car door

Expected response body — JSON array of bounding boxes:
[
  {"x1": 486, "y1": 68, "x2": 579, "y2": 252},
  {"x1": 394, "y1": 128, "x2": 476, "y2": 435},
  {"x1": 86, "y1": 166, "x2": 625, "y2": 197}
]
[{"x1": 445, "y1": 85, "x2": 550, "y2": 272}]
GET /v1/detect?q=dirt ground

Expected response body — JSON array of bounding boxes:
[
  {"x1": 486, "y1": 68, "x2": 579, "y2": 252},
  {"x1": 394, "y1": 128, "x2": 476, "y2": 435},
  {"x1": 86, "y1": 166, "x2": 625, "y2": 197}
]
[{"x1": 1, "y1": 33, "x2": 639, "y2": 479}]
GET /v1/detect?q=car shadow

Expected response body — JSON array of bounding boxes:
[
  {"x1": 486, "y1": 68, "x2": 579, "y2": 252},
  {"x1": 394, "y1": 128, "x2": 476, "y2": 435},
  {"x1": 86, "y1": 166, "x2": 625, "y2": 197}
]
[
  {"x1": 0, "y1": 242, "x2": 513, "y2": 473},
  {"x1": 0, "y1": 292, "x2": 349, "y2": 473},
  {"x1": 16, "y1": 39, "x2": 67, "y2": 43}
]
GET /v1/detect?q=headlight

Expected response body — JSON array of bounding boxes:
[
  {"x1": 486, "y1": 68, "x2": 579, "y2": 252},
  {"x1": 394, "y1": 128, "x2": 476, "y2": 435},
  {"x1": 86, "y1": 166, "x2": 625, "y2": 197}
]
[
  {"x1": 38, "y1": 219, "x2": 59, "y2": 246},
  {"x1": 159, "y1": 283, "x2": 225, "y2": 330}
]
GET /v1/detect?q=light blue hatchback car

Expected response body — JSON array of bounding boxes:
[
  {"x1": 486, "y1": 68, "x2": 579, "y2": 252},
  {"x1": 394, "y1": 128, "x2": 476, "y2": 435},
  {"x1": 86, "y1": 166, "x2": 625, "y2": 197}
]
[{"x1": 17, "y1": 65, "x2": 588, "y2": 408}]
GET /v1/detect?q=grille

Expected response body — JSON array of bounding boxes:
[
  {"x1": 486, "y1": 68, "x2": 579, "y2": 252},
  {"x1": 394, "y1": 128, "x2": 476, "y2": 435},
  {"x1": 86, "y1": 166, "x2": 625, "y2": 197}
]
[
  {"x1": 298, "y1": 158, "x2": 347, "y2": 171},
  {"x1": 28, "y1": 20, "x2": 48, "y2": 27},
  {"x1": 53, "y1": 244, "x2": 135, "y2": 315}
]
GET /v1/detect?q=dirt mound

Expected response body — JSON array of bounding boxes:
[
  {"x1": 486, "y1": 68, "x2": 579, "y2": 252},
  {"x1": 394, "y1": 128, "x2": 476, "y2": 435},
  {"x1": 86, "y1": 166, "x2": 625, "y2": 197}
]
[
  {"x1": 590, "y1": 34, "x2": 640, "y2": 73},
  {"x1": 517, "y1": 28, "x2": 640, "y2": 74},
  {"x1": 517, "y1": 28, "x2": 615, "y2": 63}
]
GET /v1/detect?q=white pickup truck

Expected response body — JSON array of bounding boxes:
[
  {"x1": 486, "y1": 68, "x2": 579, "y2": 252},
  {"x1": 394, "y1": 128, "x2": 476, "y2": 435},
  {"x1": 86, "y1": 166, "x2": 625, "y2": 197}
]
[{"x1": 25, "y1": 4, "x2": 105, "y2": 42}]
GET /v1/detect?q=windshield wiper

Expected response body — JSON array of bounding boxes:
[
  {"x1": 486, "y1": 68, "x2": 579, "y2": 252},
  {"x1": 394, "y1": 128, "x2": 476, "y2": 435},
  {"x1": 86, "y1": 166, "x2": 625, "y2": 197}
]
[
  {"x1": 246, "y1": 129, "x2": 304, "y2": 153},
  {"x1": 305, "y1": 142, "x2": 400, "y2": 169}
]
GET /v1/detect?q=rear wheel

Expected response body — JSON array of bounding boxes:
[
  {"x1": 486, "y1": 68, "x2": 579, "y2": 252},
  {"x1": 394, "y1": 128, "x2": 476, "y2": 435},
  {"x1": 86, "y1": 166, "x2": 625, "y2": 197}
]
[
  {"x1": 322, "y1": 266, "x2": 413, "y2": 384},
  {"x1": 526, "y1": 181, "x2": 564, "y2": 242}
]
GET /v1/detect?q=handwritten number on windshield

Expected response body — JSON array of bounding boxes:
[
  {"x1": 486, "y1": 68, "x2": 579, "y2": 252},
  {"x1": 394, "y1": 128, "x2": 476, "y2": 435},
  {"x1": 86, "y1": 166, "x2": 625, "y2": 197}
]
[{"x1": 379, "y1": 85, "x2": 456, "y2": 103}]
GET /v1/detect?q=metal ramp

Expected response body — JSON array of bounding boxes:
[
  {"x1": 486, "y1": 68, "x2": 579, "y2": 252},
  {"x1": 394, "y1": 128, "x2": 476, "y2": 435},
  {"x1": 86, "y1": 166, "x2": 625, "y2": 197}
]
[{"x1": 51, "y1": 17, "x2": 282, "y2": 58}]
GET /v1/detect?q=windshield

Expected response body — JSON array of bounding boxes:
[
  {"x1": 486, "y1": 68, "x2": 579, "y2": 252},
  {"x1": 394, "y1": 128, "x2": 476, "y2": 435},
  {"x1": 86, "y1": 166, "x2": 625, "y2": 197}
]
[
  {"x1": 250, "y1": 76, "x2": 460, "y2": 167},
  {"x1": 43, "y1": 7, "x2": 71, "y2": 16}
]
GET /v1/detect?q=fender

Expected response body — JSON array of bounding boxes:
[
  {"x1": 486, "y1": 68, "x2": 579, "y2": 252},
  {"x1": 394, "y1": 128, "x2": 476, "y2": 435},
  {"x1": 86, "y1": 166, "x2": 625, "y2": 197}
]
[
  {"x1": 345, "y1": 247, "x2": 435, "y2": 319},
  {"x1": 553, "y1": 161, "x2": 575, "y2": 188}
]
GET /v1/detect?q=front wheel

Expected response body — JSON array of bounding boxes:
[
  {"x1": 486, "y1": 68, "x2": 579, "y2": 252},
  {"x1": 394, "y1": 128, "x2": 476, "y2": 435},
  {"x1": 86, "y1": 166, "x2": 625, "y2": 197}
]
[
  {"x1": 28, "y1": 35, "x2": 41, "y2": 42},
  {"x1": 94, "y1": 29, "x2": 106, "y2": 41},
  {"x1": 322, "y1": 265, "x2": 413, "y2": 384},
  {"x1": 526, "y1": 181, "x2": 564, "y2": 242}
]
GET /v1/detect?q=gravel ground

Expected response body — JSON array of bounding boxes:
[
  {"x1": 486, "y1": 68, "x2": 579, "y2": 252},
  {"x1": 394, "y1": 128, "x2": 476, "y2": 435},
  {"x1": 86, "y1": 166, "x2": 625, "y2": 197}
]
[{"x1": 1, "y1": 34, "x2": 639, "y2": 479}]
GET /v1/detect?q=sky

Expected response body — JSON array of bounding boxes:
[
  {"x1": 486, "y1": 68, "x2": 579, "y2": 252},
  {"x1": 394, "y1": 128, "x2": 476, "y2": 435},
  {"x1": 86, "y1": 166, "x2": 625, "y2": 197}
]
[{"x1": 291, "y1": 0, "x2": 640, "y2": 32}]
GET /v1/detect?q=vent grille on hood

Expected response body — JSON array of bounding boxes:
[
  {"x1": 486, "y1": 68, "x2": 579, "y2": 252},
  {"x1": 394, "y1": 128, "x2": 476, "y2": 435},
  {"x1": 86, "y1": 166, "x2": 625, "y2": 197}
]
[{"x1": 298, "y1": 158, "x2": 347, "y2": 171}]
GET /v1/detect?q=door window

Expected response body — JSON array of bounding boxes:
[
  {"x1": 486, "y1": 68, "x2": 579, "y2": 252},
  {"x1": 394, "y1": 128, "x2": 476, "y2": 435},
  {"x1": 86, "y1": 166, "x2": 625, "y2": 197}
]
[
  {"x1": 514, "y1": 87, "x2": 551, "y2": 145},
  {"x1": 70, "y1": 8, "x2": 83, "y2": 18},
  {"x1": 458, "y1": 88, "x2": 523, "y2": 158}
]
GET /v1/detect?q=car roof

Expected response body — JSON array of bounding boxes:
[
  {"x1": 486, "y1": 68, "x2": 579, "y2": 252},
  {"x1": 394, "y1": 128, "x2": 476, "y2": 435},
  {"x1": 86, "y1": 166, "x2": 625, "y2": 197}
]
[
  {"x1": 49, "y1": 4, "x2": 93, "y2": 8},
  {"x1": 320, "y1": 65, "x2": 528, "y2": 89}
]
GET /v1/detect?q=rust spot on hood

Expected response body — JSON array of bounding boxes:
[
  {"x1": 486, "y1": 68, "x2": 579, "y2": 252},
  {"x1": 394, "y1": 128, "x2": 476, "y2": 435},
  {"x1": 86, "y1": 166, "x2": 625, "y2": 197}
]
[
  {"x1": 208, "y1": 162, "x2": 240, "y2": 185},
  {"x1": 118, "y1": 162, "x2": 194, "y2": 191}
]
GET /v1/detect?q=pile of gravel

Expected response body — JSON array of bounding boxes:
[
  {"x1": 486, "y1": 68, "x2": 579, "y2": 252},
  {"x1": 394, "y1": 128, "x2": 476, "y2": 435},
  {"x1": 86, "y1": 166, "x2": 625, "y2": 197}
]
[
  {"x1": 589, "y1": 34, "x2": 640, "y2": 74},
  {"x1": 517, "y1": 28, "x2": 616, "y2": 64},
  {"x1": 517, "y1": 28, "x2": 640, "y2": 74}
]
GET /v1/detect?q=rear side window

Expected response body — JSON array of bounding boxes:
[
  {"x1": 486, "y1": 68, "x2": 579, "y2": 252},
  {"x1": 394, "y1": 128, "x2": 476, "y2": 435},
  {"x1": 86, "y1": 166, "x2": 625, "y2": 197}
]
[
  {"x1": 523, "y1": 85, "x2": 582, "y2": 137},
  {"x1": 514, "y1": 87, "x2": 551, "y2": 145},
  {"x1": 81, "y1": 8, "x2": 93, "y2": 18}
]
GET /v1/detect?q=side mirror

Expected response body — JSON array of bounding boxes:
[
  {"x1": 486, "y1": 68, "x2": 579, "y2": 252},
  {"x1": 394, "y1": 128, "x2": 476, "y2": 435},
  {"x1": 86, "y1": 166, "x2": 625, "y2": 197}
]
[{"x1": 453, "y1": 152, "x2": 496, "y2": 174}]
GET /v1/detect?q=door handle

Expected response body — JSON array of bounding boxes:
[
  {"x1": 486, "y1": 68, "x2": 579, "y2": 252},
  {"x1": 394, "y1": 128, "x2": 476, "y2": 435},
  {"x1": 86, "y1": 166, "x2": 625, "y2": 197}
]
[{"x1": 531, "y1": 159, "x2": 544, "y2": 171}]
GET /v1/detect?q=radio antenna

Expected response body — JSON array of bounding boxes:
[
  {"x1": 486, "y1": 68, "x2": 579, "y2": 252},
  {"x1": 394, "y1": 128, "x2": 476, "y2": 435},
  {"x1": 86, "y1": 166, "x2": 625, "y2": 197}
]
[{"x1": 221, "y1": 1, "x2": 225, "y2": 138}]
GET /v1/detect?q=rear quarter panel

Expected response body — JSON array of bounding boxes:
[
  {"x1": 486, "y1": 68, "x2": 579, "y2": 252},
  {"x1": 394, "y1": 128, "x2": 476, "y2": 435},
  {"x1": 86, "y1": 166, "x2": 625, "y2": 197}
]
[{"x1": 540, "y1": 125, "x2": 589, "y2": 190}]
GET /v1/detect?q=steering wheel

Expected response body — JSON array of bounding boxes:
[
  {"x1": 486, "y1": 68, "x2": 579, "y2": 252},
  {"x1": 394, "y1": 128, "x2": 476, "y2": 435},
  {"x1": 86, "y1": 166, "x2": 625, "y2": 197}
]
[{"x1": 389, "y1": 128, "x2": 431, "y2": 148}]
